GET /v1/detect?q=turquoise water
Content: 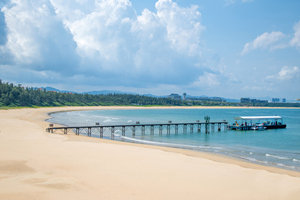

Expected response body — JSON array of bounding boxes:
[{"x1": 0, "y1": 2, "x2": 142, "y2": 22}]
[{"x1": 47, "y1": 108, "x2": 300, "y2": 171}]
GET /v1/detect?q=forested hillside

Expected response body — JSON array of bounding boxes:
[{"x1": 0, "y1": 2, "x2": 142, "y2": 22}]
[
  {"x1": 0, "y1": 80, "x2": 190, "y2": 107},
  {"x1": 1, "y1": 80, "x2": 299, "y2": 108}
]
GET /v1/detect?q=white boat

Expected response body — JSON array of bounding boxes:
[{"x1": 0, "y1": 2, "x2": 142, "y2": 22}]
[
  {"x1": 250, "y1": 125, "x2": 266, "y2": 131},
  {"x1": 228, "y1": 116, "x2": 286, "y2": 130}
]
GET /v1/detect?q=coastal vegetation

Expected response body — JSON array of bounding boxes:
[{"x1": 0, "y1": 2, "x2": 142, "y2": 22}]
[{"x1": 0, "y1": 80, "x2": 299, "y2": 108}]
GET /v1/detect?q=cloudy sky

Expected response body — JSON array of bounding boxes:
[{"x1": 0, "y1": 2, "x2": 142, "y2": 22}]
[{"x1": 0, "y1": 0, "x2": 300, "y2": 99}]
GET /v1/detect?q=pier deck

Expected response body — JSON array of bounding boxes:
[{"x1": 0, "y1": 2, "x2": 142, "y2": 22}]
[{"x1": 46, "y1": 120, "x2": 228, "y2": 139}]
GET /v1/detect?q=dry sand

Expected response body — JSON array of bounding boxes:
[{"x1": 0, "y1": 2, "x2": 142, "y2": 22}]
[{"x1": 1, "y1": 106, "x2": 300, "y2": 200}]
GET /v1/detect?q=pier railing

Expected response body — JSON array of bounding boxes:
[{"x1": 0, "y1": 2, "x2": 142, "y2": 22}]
[{"x1": 46, "y1": 119, "x2": 228, "y2": 139}]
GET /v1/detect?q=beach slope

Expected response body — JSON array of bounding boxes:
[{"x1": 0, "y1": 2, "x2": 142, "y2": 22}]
[{"x1": 0, "y1": 107, "x2": 300, "y2": 200}]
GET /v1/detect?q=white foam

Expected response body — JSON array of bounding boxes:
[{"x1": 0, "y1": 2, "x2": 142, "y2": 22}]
[
  {"x1": 265, "y1": 154, "x2": 290, "y2": 160},
  {"x1": 276, "y1": 163, "x2": 296, "y2": 169}
]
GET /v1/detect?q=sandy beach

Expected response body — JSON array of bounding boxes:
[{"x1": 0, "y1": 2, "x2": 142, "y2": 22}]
[{"x1": 1, "y1": 106, "x2": 300, "y2": 200}]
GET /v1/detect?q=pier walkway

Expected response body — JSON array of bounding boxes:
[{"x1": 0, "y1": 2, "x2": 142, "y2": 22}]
[{"x1": 46, "y1": 118, "x2": 228, "y2": 139}]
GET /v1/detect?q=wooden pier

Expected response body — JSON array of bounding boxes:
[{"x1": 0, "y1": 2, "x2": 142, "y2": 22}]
[{"x1": 46, "y1": 117, "x2": 228, "y2": 139}]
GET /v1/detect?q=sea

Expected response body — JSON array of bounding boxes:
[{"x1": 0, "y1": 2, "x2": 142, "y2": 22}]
[{"x1": 47, "y1": 108, "x2": 300, "y2": 171}]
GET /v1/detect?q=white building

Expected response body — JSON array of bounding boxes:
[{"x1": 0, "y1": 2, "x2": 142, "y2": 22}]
[{"x1": 168, "y1": 93, "x2": 182, "y2": 100}]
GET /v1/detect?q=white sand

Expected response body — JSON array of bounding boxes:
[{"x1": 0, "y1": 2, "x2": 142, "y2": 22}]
[{"x1": 0, "y1": 106, "x2": 300, "y2": 200}]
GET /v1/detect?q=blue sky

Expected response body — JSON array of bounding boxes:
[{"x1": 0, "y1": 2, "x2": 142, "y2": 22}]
[{"x1": 0, "y1": 0, "x2": 300, "y2": 100}]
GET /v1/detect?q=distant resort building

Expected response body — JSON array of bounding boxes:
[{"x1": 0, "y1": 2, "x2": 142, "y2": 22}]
[
  {"x1": 272, "y1": 98, "x2": 280, "y2": 103},
  {"x1": 168, "y1": 93, "x2": 182, "y2": 100},
  {"x1": 183, "y1": 93, "x2": 187, "y2": 100},
  {"x1": 182, "y1": 93, "x2": 226, "y2": 102},
  {"x1": 210, "y1": 97, "x2": 224, "y2": 102},
  {"x1": 240, "y1": 98, "x2": 268, "y2": 103},
  {"x1": 187, "y1": 96, "x2": 210, "y2": 101},
  {"x1": 282, "y1": 98, "x2": 286, "y2": 103}
]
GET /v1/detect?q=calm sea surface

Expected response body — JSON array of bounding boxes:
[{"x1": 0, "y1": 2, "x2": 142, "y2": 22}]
[{"x1": 47, "y1": 108, "x2": 300, "y2": 171}]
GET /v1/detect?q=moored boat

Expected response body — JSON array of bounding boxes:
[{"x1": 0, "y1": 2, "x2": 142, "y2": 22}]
[{"x1": 227, "y1": 116, "x2": 286, "y2": 131}]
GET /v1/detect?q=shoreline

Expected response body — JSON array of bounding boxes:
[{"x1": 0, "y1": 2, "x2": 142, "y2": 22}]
[
  {"x1": 2, "y1": 105, "x2": 300, "y2": 112},
  {"x1": 47, "y1": 106, "x2": 300, "y2": 177},
  {"x1": 1, "y1": 106, "x2": 300, "y2": 200}
]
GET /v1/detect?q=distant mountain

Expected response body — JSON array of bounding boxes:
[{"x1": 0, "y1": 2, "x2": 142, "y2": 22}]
[
  {"x1": 83, "y1": 90, "x2": 139, "y2": 95},
  {"x1": 42, "y1": 87, "x2": 76, "y2": 94},
  {"x1": 37, "y1": 87, "x2": 257, "y2": 102},
  {"x1": 256, "y1": 96, "x2": 272, "y2": 101},
  {"x1": 44, "y1": 87, "x2": 60, "y2": 92}
]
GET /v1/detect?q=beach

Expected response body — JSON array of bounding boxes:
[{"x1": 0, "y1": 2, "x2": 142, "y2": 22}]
[{"x1": 1, "y1": 106, "x2": 300, "y2": 200}]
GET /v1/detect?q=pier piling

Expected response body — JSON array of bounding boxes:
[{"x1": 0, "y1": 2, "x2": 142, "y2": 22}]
[
  {"x1": 175, "y1": 124, "x2": 178, "y2": 134},
  {"x1": 190, "y1": 124, "x2": 194, "y2": 133},
  {"x1": 122, "y1": 126, "x2": 125, "y2": 136},
  {"x1": 46, "y1": 116, "x2": 228, "y2": 139},
  {"x1": 100, "y1": 127, "x2": 103, "y2": 138}
]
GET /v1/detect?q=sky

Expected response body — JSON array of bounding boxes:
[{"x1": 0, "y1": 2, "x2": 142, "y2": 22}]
[{"x1": 0, "y1": 0, "x2": 300, "y2": 100}]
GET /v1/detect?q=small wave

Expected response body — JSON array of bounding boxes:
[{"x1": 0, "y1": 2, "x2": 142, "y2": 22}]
[
  {"x1": 127, "y1": 120, "x2": 132, "y2": 123},
  {"x1": 103, "y1": 119, "x2": 112, "y2": 123},
  {"x1": 293, "y1": 159, "x2": 300, "y2": 162},
  {"x1": 228, "y1": 154, "x2": 300, "y2": 171},
  {"x1": 265, "y1": 154, "x2": 290, "y2": 160},
  {"x1": 231, "y1": 154, "x2": 258, "y2": 162},
  {"x1": 276, "y1": 163, "x2": 298, "y2": 170}
]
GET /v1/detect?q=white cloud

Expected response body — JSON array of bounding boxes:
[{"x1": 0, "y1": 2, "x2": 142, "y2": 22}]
[
  {"x1": 290, "y1": 20, "x2": 300, "y2": 48},
  {"x1": 241, "y1": 31, "x2": 286, "y2": 55},
  {"x1": 266, "y1": 66, "x2": 300, "y2": 81},
  {"x1": 1, "y1": 0, "x2": 79, "y2": 73},
  {"x1": 278, "y1": 66, "x2": 300, "y2": 80},
  {"x1": 1, "y1": 0, "x2": 208, "y2": 87},
  {"x1": 192, "y1": 72, "x2": 220, "y2": 88}
]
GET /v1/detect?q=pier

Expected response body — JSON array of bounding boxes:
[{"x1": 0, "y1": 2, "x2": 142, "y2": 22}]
[{"x1": 46, "y1": 116, "x2": 228, "y2": 139}]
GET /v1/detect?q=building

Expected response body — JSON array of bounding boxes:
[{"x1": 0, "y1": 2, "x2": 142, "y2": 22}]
[
  {"x1": 282, "y1": 98, "x2": 286, "y2": 103},
  {"x1": 241, "y1": 98, "x2": 268, "y2": 103},
  {"x1": 272, "y1": 98, "x2": 280, "y2": 103},
  {"x1": 183, "y1": 93, "x2": 187, "y2": 100},
  {"x1": 185, "y1": 96, "x2": 225, "y2": 102},
  {"x1": 241, "y1": 98, "x2": 250, "y2": 103},
  {"x1": 210, "y1": 97, "x2": 224, "y2": 102},
  {"x1": 168, "y1": 93, "x2": 182, "y2": 100},
  {"x1": 197, "y1": 97, "x2": 210, "y2": 101}
]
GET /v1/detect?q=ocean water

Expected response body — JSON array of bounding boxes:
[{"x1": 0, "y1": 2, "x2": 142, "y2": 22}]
[{"x1": 47, "y1": 108, "x2": 300, "y2": 171}]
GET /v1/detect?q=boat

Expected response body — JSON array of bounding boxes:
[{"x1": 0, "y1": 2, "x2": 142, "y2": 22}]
[
  {"x1": 227, "y1": 116, "x2": 286, "y2": 131},
  {"x1": 250, "y1": 125, "x2": 266, "y2": 131}
]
